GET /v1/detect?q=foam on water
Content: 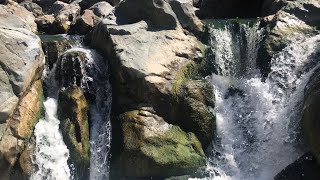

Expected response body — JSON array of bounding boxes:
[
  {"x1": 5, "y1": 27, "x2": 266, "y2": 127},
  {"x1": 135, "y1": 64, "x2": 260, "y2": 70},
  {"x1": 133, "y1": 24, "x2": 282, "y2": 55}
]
[
  {"x1": 31, "y1": 98, "x2": 71, "y2": 180},
  {"x1": 202, "y1": 20, "x2": 320, "y2": 180},
  {"x1": 32, "y1": 36, "x2": 112, "y2": 180}
]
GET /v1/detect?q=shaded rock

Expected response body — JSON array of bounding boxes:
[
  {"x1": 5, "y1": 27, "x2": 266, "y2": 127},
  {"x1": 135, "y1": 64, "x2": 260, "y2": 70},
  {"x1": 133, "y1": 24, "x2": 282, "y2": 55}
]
[
  {"x1": 52, "y1": 2, "x2": 81, "y2": 33},
  {"x1": 71, "y1": 9, "x2": 99, "y2": 35},
  {"x1": 168, "y1": 0, "x2": 203, "y2": 35},
  {"x1": 32, "y1": 0, "x2": 56, "y2": 12},
  {"x1": 48, "y1": 0, "x2": 67, "y2": 14},
  {"x1": 302, "y1": 68, "x2": 320, "y2": 165},
  {"x1": 19, "y1": 1, "x2": 43, "y2": 17},
  {"x1": 274, "y1": 152, "x2": 320, "y2": 180},
  {"x1": 89, "y1": 1, "x2": 113, "y2": 18},
  {"x1": 282, "y1": 0, "x2": 320, "y2": 29},
  {"x1": 112, "y1": 109, "x2": 206, "y2": 178},
  {"x1": 196, "y1": 0, "x2": 264, "y2": 19},
  {"x1": 115, "y1": 0, "x2": 179, "y2": 30},
  {"x1": 0, "y1": 124, "x2": 24, "y2": 178},
  {"x1": 174, "y1": 80, "x2": 215, "y2": 148},
  {"x1": 55, "y1": 51, "x2": 88, "y2": 88},
  {"x1": 58, "y1": 86, "x2": 90, "y2": 180},
  {"x1": 261, "y1": 0, "x2": 287, "y2": 16},
  {"x1": 0, "y1": 4, "x2": 37, "y2": 32},
  {"x1": 80, "y1": 0, "x2": 120, "y2": 9},
  {"x1": 41, "y1": 35, "x2": 72, "y2": 70},
  {"x1": 35, "y1": 14, "x2": 55, "y2": 34}
]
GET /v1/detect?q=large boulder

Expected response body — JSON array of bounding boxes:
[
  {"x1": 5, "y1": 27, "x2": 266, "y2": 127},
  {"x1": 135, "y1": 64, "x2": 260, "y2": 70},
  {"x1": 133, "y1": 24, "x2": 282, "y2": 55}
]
[
  {"x1": 89, "y1": 1, "x2": 113, "y2": 18},
  {"x1": 274, "y1": 152, "x2": 320, "y2": 180},
  {"x1": 115, "y1": 0, "x2": 179, "y2": 30},
  {"x1": 58, "y1": 86, "x2": 90, "y2": 180},
  {"x1": 19, "y1": 1, "x2": 43, "y2": 17},
  {"x1": 51, "y1": 2, "x2": 81, "y2": 34},
  {"x1": 0, "y1": 19, "x2": 44, "y2": 122},
  {"x1": 71, "y1": 9, "x2": 100, "y2": 35},
  {"x1": 196, "y1": 0, "x2": 264, "y2": 19},
  {"x1": 112, "y1": 109, "x2": 206, "y2": 178},
  {"x1": 302, "y1": 69, "x2": 320, "y2": 164},
  {"x1": 0, "y1": 4, "x2": 37, "y2": 32},
  {"x1": 167, "y1": 0, "x2": 203, "y2": 35},
  {"x1": 0, "y1": 8, "x2": 44, "y2": 179},
  {"x1": 80, "y1": 0, "x2": 120, "y2": 9},
  {"x1": 0, "y1": 80, "x2": 44, "y2": 179},
  {"x1": 90, "y1": 10, "x2": 215, "y2": 177}
]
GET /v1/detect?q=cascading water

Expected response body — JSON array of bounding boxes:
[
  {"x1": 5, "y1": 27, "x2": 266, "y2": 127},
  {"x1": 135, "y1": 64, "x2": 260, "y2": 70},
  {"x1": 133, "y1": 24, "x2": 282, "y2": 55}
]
[
  {"x1": 202, "y1": 20, "x2": 320, "y2": 180},
  {"x1": 31, "y1": 35, "x2": 112, "y2": 180}
]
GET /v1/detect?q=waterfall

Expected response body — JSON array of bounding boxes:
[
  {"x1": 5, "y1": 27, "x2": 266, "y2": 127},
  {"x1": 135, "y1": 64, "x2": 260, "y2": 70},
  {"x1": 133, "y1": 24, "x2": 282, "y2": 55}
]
[
  {"x1": 31, "y1": 35, "x2": 112, "y2": 180},
  {"x1": 31, "y1": 98, "x2": 71, "y2": 180},
  {"x1": 202, "y1": 20, "x2": 320, "y2": 180}
]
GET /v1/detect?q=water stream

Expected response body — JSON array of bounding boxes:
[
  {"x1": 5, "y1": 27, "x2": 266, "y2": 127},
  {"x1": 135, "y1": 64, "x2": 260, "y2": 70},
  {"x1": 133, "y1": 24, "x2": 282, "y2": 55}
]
[
  {"x1": 31, "y1": 35, "x2": 112, "y2": 180},
  {"x1": 202, "y1": 20, "x2": 320, "y2": 180}
]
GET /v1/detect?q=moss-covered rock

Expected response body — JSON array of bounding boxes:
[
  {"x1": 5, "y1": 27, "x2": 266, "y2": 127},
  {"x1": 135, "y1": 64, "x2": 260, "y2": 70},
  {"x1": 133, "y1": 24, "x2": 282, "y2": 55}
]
[
  {"x1": 112, "y1": 109, "x2": 206, "y2": 178},
  {"x1": 58, "y1": 86, "x2": 90, "y2": 180}
]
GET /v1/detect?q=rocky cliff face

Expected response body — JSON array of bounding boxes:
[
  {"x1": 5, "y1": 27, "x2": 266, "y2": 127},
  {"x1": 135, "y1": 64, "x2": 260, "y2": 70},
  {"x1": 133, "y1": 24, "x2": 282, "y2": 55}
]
[{"x1": 0, "y1": 3, "x2": 44, "y2": 179}]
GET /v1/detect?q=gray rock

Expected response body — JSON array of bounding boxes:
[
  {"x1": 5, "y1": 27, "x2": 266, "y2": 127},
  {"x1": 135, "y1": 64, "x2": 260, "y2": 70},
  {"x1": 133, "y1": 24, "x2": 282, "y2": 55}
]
[
  {"x1": 80, "y1": 0, "x2": 120, "y2": 9},
  {"x1": 168, "y1": 0, "x2": 203, "y2": 34},
  {"x1": 19, "y1": 1, "x2": 43, "y2": 17},
  {"x1": 196, "y1": 0, "x2": 264, "y2": 19},
  {"x1": 35, "y1": 14, "x2": 55, "y2": 33},
  {"x1": 115, "y1": 0, "x2": 179, "y2": 30},
  {"x1": 90, "y1": 17, "x2": 215, "y2": 178},
  {"x1": 0, "y1": 18, "x2": 44, "y2": 122},
  {"x1": 89, "y1": 1, "x2": 113, "y2": 18},
  {"x1": 0, "y1": 68, "x2": 19, "y2": 123},
  {"x1": 107, "y1": 20, "x2": 148, "y2": 35},
  {"x1": 258, "y1": 2, "x2": 317, "y2": 77},
  {"x1": 113, "y1": 109, "x2": 206, "y2": 178},
  {"x1": 53, "y1": 2, "x2": 81, "y2": 33},
  {"x1": 71, "y1": 9, "x2": 99, "y2": 35},
  {"x1": 48, "y1": 0, "x2": 68, "y2": 14},
  {"x1": 0, "y1": 4, "x2": 37, "y2": 32}
]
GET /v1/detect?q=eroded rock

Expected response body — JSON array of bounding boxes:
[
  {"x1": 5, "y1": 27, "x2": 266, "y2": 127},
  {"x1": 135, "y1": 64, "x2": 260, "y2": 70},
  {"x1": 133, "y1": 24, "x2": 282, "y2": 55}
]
[{"x1": 58, "y1": 86, "x2": 90, "y2": 180}]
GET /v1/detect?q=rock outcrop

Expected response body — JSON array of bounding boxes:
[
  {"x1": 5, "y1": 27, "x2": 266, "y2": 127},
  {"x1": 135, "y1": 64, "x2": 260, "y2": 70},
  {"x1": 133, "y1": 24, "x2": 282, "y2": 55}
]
[
  {"x1": 302, "y1": 68, "x2": 320, "y2": 165},
  {"x1": 0, "y1": 3, "x2": 37, "y2": 32},
  {"x1": 258, "y1": 0, "x2": 318, "y2": 77},
  {"x1": 0, "y1": 5, "x2": 44, "y2": 179},
  {"x1": 0, "y1": 15, "x2": 44, "y2": 122},
  {"x1": 274, "y1": 152, "x2": 320, "y2": 180},
  {"x1": 58, "y1": 86, "x2": 90, "y2": 180},
  {"x1": 90, "y1": 0, "x2": 215, "y2": 177}
]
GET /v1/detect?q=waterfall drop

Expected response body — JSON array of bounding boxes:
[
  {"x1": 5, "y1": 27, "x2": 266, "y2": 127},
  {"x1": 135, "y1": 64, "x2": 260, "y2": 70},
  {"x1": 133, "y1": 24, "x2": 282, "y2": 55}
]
[
  {"x1": 202, "y1": 20, "x2": 320, "y2": 180},
  {"x1": 31, "y1": 35, "x2": 112, "y2": 180}
]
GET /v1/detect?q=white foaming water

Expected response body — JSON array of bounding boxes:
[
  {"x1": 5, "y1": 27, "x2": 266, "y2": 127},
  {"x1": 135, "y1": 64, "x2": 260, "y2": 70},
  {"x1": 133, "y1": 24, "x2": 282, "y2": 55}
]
[
  {"x1": 32, "y1": 35, "x2": 112, "y2": 180},
  {"x1": 63, "y1": 46, "x2": 112, "y2": 180},
  {"x1": 31, "y1": 98, "x2": 71, "y2": 180},
  {"x1": 207, "y1": 21, "x2": 263, "y2": 77},
  {"x1": 202, "y1": 21, "x2": 320, "y2": 180}
]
